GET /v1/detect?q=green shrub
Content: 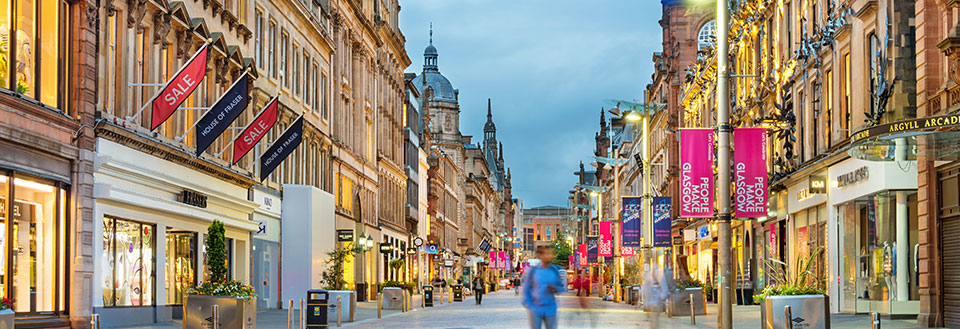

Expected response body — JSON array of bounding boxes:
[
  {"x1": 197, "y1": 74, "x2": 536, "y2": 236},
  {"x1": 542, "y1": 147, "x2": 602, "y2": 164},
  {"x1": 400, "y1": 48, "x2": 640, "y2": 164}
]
[
  {"x1": 753, "y1": 246, "x2": 826, "y2": 304},
  {"x1": 379, "y1": 281, "x2": 415, "y2": 294},
  {"x1": 188, "y1": 220, "x2": 255, "y2": 298}
]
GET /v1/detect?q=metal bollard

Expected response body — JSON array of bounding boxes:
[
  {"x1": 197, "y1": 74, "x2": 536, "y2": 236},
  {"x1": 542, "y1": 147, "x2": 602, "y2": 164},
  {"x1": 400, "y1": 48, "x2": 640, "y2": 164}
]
[
  {"x1": 90, "y1": 314, "x2": 100, "y2": 329},
  {"x1": 872, "y1": 312, "x2": 881, "y2": 329},
  {"x1": 299, "y1": 298, "x2": 304, "y2": 329},
  {"x1": 336, "y1": 296, "x2": 342, "y2": 328},
  {"x1": 439, "y1": 288, "x2": 443, "y2": 305},
  {"x1": 377, "y1": 292, "x2": 383, "y2": 319},
  {"x1": 784, "y1": 305, "x2": 794, "y2": 329},
  {"x1": 288, "y1": 299, "x2": 293, "y2": 329},
  {"x1": 689, "y1": 294, "x2": 696, "y2": 325},
  {"x1": 212, "y1": 304, "x2": 220, "y2": 329}
]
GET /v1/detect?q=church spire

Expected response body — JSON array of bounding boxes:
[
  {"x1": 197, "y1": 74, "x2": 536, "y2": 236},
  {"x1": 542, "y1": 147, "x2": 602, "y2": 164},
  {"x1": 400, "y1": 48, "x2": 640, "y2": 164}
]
[{"x1": 484, "y1": 98, "x2": 496, "y2": 134}]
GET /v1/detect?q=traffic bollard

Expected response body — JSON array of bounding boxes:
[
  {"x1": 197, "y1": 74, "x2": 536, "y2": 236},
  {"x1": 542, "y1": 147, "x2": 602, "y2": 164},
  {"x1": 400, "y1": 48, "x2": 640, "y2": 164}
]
[
  {"x1": 689, "y1": 295, "x2": 696, "y2": 325},
  {"x1": 212, "y1": 304, "x2": 219, "y2": 329},
  {"x1": 377, "y1": 292, "x2": 383, "y2": 319},
  {"x1": 784, "y1": 305, "x2": 793, "y2": 329},
  {"x1": 872, "y1": 312, "x2": 881, "y2": 329},
  {"x1": 288, "y1": 299, "x2": 293, "y2": 329},
  {"x1": 439, "y1": 288, "x2": 443, "y2": 305},
  {"x1": 299, "y1": 298, "x2": 304, "y2": 329},
  {"x1": 90, "y1": 314, "x2": 100, "y2": 329},
  {"x1": 336, "y1": 296, "x2": 342, "y2": 328}
]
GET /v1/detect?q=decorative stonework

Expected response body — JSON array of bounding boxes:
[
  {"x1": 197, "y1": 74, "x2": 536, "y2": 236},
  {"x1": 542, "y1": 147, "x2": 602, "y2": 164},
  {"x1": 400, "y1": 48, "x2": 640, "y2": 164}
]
[
  {"x1": 154, "y1": 13, "x2": 172, "y2": 45},
  {"x1": 126, "y1": 0, "x2": 147, "y2": 28}
]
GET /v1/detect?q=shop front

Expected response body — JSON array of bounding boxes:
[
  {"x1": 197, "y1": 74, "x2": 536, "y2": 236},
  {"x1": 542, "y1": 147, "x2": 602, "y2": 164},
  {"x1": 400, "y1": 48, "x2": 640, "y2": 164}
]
[
  {"x1": 786, "y1": 175, "x2": 829, "y2": 294},
  {"x1": 828, "y1": 157, "x2": 918, "y2": 316},
  {"x1": 251, "y1": 187, "x2": 281, "y2": 309},
  {"x1": 682, "y1": 221, "x2": 715, "y2": 286},
  {"x1": 93, "y1": 138, "x2": 259, "y2": 327}
]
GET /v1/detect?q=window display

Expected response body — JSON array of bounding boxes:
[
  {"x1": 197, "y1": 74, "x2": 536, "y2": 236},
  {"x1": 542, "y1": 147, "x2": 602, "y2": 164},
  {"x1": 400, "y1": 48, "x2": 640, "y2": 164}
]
[
  {"x1": 165, "y1": 231, "x2": 196, "y2": 305},
  {"x1": 102, "y1": 217, "x2": 154, "y2": 306}
]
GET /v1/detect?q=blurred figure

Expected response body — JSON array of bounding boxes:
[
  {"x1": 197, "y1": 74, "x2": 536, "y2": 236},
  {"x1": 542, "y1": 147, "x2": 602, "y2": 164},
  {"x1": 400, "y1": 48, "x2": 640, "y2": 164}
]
[
  {"x1": 514, "y1": 276, "x2": 522, "y2": 295},
  {"x1": 523, "y1": 246, "x2": 566, "y2": 329},
  {"x1": 473, "y1": 275, "x2": 485, "y2": 305},
  {"x1": 641, "y1": 266, "x2": 671, "y2": 328}
]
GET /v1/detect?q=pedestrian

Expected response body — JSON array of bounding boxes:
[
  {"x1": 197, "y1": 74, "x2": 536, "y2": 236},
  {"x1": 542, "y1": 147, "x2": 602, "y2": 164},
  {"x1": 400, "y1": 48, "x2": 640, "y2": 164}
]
[
  {"x1": 514, "y1": 276, "x2": 522, "y2": 295},
  {"x1": 522, "y1": 246, "x2": 566, "y2": 329},
  {"x1": 641, "y1": 266, "x2": 669, "y2": 328},
  {"x1": 473, "y1": 275, "x2": 486, "y2": 305}
]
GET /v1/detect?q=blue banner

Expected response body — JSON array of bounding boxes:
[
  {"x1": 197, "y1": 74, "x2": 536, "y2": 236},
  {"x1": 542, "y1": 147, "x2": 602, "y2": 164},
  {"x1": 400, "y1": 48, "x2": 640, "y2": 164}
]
[
  {"x1": 621, "y1": 196, "x2": 642, "y2": 247},
  {"x1": 652, "y1": 197, "x2": 672, "y2": 248},
  {"x1": 195, "y1": 74, "x2": 249, "y2": 156},
  {"x1": 259, "y1": 116, "x2": 303, "y2": 181},
  {"x1": 587, "y1": 236, "x2": 598, "y2": 263}
]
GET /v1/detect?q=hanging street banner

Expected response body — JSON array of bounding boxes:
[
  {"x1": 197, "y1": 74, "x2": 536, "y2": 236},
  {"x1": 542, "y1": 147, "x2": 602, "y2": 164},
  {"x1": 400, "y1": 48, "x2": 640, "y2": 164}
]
[
  {"x1": 680, "y1": 128, "x2": 715, "y2": 218},
  {"x1": 505, "y1": 254, "x2": 511, "y2": 271},
  {"x1": 578, "y1": 244, "x2": 587, "y2": 267},
  {"x1": 477, "y1": 238, "x2": 491, "y2": 253},
  {"x1": 734, "y1": 128, "x2": 769, "y2": 217},
  {"x1": 598, "y1": 221, "x2": 613, "y2": 257},
  {"x1": 569, "y1": 255, "x2": 575, "y2": 271},
  {"x1": 489, "y1": 251, "x2": 497, "y2": 268},
  {"x1": 621, "y1": 196, "x2": 642, "y2": 247},
  {"x1": 587, "y1": 236, "x2": 598, "y2": 263},
  {"x1": 260, "y1": 116, "x2": 304, "y2": 181},
  {"x1": 232, "y1": 97, "x2": 279, "y2": 164},
  {"x1": 195, "y1": 73, "x2": 250, "y2": 156},
  {"x1": 620, "y1": 246, "x2": 635, "y2": 257},
  {"x1": 652, "y1": 196, "x2": 672, "y2": 248},
  {"x1": 151, "y1": 44, "x2": 209, "y2": 130},
  {"x1": 497, "y1": 251, "x2": 506, "y2": 269}
]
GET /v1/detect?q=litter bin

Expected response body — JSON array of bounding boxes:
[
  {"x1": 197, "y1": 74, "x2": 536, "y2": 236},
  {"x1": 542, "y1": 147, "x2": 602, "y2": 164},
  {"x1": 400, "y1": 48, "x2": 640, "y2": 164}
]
[
  {"x1": 305, "y1": 289, "x2": 328, "y2": 328},
  {"x1": 423, "y1": 285, "x2": 434, "y2": 307},
  {"x1": 629, "y1": 285, "x2": 641, "y2": 305},
  {"x1": 327, "y1": 290, "x2": 356, "y2": 322},
  {"x1": 453, "y1": 285, "x2": 463, "y2": 302},
  {"x1": 356, "y1": 283, "x2": 368, "y2": 302}
]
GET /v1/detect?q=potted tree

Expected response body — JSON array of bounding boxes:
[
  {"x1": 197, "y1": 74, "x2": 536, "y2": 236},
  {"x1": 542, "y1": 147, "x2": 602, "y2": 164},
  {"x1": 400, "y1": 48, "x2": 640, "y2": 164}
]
[
  {"x1": 322, "y1": 245, "x2": 362, "y2": 322},
  {"x1": 183, "y1": 220, "x2": 257, "y2": 329},
  {"x1": 755, "y1": 247, "x2": 829, "y2": 329},
  {"x1": 668, "y1": 279, "x2": 707, "y2": 316}
]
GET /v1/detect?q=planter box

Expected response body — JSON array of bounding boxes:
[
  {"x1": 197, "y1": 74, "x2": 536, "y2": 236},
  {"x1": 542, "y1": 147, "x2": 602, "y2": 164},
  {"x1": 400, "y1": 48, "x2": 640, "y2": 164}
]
[
  {"x1": 183, "y1": 295, "x2": 256, "y2": 329},
  {"x1": 668, "y1": 288, "x2": 706, "y2": 316},
  {"x1": 382, "y1": 288, "x2": 404, "y2": 310},
  {"x1": 761, "y1": 295, "x2": 830, "y2": 329},
  {"x1": 0, "y1": 309, "x2": 12, "y2": 329},
  {"x1": 327, "y1": 290, "x2": 356, "y2": 322}
]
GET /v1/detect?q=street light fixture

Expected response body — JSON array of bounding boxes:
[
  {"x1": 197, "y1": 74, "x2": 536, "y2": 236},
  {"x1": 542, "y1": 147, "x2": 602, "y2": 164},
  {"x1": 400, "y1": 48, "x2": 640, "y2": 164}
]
[{"x1": 624, "y1": 111, "x2": 643, "y2": 122}]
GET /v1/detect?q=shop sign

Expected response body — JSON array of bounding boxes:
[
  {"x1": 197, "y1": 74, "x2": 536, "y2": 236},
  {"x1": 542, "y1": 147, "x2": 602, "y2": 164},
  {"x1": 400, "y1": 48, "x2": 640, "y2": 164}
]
[
  {"x1": 598, "y1": 222, "x2": 613, "y2": 257},
  {"x1": 444, "y1": 259, "x2": 454, "y2": 267},
  {"x1": 413, "y1": 237, "x2": 424, "y2": 247},
  {"x1": 424, "y1": 244, "x2": 439, "y2": 254},
  {"x1": 672, "y1": 235, "x2": 683, "y2": 245},
  {"x1": 850, "y1": 112, "x2": 960, "y2": 144},
  {"x1": 621, "y1": 196, "x2": 642, "y2": 247},
  {"x1": 697, "y1": 226, "x2": 710, "y2": 240},
  {"x1": 809, "y1": 175, "x2": 827, "y2": 194},
  {"x1": 796, "y1": 188, "x2": 813, "y2": 202},
  {"x1": 620, "y1": 246, "x2": 635, "y2": 257},
  {"x1": 734, "y1": 128, "x2": 768, "y2": 218},
  {"x1": 837, "y1": 166, "x2": 869, "y2": 188},
  {"x1": 179, "y1": 190, "x2": 207, "y2": 208},
  {"x1": 652, "y1": 197, "x2": 672, "y2": 248},
  {"x1": 252, "y1": 188, "x2": 281, "y2": 216},
  {"x1": 337, "y1": 229, "x2": 354, "y2": 242},
  {"x1": 680, "y1": 129, "x2": 715, "y2": 218},
  {"x1": 380, "y1": 242, "x2": 393, "y2": 253}
]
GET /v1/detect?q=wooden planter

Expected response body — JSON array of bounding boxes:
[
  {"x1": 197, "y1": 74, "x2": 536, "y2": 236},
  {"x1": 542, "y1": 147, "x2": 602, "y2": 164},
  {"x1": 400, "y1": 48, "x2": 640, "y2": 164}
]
[
  {"x1": 183, "y1": 295, "x2": 256, "y2": 329},
  {"x1": 668, "y1": 287, "x2": 707, "y2": 316},
  {"x1": 761, "y1": 295, "x2": 830, "y2": 329}
]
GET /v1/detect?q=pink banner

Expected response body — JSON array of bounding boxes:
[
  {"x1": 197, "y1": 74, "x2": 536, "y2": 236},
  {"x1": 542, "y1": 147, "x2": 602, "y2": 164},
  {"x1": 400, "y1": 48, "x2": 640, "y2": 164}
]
[
  {"x1": 598, "y1": 221, "x2": 613, "y2": 257},
  {"x1": 734, "y1": 128, "x2": 768, "y2": 217},
  {"x1": 578, "y1": 244, "x2": 588, "y2": 267},
  {"x1": 569, "y1": 255, "x2": 575, "y2": 270},
  {"x1": 490, "y1": 251, "x2": 496, "y2": 268},
  {"x1": 680, "y1": 129, "x2": 715, "y2": 218},
  {"x1": 620, "y1": 246, "x2": 635, "y2": 257},
  {"x1": 498, "y1": 251, "x2": 506, "y2": 269}
]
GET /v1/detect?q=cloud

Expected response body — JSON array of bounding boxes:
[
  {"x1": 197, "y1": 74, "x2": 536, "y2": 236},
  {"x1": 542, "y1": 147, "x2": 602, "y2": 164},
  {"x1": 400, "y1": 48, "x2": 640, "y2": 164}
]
[{"x1": 401, "y1": 0, "x2": 662, "y2": 207}]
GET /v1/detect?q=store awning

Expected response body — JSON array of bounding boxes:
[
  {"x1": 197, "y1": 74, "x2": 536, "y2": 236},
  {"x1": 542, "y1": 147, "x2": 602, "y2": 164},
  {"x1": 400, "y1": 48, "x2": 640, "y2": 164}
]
[{"x1": 849, "y1": 112, "x2": 960, "y2": 161}]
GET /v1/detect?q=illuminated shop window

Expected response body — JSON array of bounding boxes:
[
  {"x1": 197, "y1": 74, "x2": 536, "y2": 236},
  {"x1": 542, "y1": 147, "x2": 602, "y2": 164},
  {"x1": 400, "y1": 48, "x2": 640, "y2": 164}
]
[{"x1": 102, "y1": 217, "x2": 154, "y2": 306}]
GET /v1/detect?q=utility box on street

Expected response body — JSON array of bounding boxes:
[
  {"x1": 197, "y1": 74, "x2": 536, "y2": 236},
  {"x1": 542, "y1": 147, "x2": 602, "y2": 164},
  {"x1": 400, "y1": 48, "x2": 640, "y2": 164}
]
[{"x1": 305, "y1": 289, "x2": 328, "y2": 328}]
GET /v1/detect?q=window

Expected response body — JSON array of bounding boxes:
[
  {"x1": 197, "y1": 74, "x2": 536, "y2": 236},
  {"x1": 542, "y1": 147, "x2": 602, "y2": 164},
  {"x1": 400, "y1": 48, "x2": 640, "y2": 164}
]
[
  {"x1": 255, "y1": 10, "x2": 263, "y2": 69},
  {"x1": 292, "y1": 44, "x2": 300, "y2": 97},
  {"x1": 0, "y1": 173, "x2": 69, "y2": 313},
  {"x1": 268, "y1": 21, "x2": 276, "y2": 78},
  {"x1": 366, "y1": 119, "x2": 374, "y2": 161},
  {"x1": 825, "y1": 70, "x2": 833, "y2": 147},
  {"x1": 105, "y1": 12, "x2": 119, "y2": 114},
  {"x1": 841, "y1": 52, "x2": 851, "y2": 138},
  {"x1": 280, "y1": 31, "x2": 288, "y2": 87},
  {"x1": 0, "y1": 0, "x2": 67, "y2": 108},
  {"x1": 165, "y1": 230, "x2": 196, "y2": 305},
  {"x1": 868, "y1": 32, "x2": 878, "y2": 118},
  {"x1": 314, "y1": 63, "x2": 321, "y2": 113},
  {"x1": 697, "y1": 20, "x2": 716, "y2": 50},
  {"x1": 337, "y1": 174, "x2": 354, "y2": 213},
  {"x1": 102, "y1": 217, "x2": 154, "y2": 306},
  {"x1": 321, "y1": 71, "x2": 328, "y2": 118},
  {"x1": 304, "y1": 54, "x2": 311, "y2": 107},
  {"x1": 785, "y1": 3, "x2": 791, "y2": 53}
]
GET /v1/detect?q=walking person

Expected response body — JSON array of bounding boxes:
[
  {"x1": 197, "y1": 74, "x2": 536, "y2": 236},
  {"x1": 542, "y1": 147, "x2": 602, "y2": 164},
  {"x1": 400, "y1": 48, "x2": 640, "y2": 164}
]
[
  {"x1": 514, "y1": 277, "x2": 522, "y2": 296},
  {"x1": 473, "y1": 275, "x2": 485, "y2": 305},
  {"x1": 522, "y1": 246, "x2": 566, "y2": 329}
]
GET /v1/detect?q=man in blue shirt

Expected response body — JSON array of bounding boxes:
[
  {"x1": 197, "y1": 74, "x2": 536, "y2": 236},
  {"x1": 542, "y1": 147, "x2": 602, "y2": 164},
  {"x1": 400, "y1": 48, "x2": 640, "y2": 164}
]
[{"x1": 522, "y1": 246, "x2": 566, "y2": 329}]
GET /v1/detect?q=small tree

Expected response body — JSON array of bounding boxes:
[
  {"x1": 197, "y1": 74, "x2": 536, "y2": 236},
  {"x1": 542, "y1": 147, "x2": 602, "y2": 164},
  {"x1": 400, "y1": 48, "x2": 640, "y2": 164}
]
[
  {"x1": 206, "y1": 220, "x2": 228, "y2": 283},
  {"x1": 550, "y1": 234, "x2": 573, "y2": 268},
  {"x1": 321, "y1": 244, "x2": 363, "y2": 290}
]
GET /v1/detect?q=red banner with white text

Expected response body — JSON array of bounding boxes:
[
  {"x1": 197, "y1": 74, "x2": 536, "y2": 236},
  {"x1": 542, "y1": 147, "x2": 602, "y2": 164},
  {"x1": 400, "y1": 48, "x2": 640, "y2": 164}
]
[
  {"x1": 232, "y1": 97, "x2": 279, "y2": 164},
  {"x1": 679, "y1": 129, "x2": 715, "y2": 218},
  {"x1": 734, "y1": 128, "x2": 768, "y2": 217},
  {"x1": 150, "y1": 44, "x2": 209, "y2": 130},
  {"x1": 578, "y1": 244, "x2": 587, "y2": 267}
]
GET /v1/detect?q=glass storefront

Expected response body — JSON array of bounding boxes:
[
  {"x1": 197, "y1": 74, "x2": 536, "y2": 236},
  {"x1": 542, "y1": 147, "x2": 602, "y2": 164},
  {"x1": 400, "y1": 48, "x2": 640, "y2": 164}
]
[
  {"x1": 102, "y1": 217, "x2": 154, "y2": 306},
  {"x1": 0, "y1": 171, "x2": 68, "y2": 314},
  {"x1": 165, "y1": 231, "x2": 196, "y2": 305},
  {"x1": 252, "y1": 239, "x2": 277, "y2": 309},
  {"x1": 792, "y1": 205, "x2": 827, "y2": 289},
  {"x1": 838, "y1": 190, "x2": 919, "y2": 314}
]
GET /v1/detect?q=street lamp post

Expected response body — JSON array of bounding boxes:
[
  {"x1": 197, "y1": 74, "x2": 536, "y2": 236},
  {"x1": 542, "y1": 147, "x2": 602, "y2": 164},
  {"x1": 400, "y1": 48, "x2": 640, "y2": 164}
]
[{"x1": 716, "y1": 0, "x2": 733, "y2": 327}]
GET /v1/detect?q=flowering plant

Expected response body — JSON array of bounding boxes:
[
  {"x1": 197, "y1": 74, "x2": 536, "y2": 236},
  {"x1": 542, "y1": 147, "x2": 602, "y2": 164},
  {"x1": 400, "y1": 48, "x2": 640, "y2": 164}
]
[
  {"x1": 0, "y1": 298, "x2": 12, "y2": 311},
  {"x1": 187, "y1": 280, "x2": 256, "y2": 299}
]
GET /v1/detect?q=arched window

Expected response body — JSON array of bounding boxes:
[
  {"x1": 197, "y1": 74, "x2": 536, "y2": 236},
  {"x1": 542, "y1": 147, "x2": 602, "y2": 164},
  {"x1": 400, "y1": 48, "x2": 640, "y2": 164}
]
[{"x1": 698, "y1": 20, "x2": 717, "y2": 50}]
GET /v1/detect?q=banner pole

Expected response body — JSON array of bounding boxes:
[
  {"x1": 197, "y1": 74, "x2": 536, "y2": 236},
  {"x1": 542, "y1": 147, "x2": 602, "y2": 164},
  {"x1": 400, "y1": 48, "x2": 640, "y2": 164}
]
[
  {"x1": 128, "y1": 41, "x2": 211, "y2": 124},
  {"x1": 178, "y1": 71, "x2": 250, "y2": 142}
]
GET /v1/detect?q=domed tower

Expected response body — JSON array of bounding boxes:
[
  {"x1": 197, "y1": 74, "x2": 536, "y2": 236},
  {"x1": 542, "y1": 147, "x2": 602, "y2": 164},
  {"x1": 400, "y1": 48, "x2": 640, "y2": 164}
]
[{"x1": 412, "y1": 26, "x2": 462, "y2": 155}]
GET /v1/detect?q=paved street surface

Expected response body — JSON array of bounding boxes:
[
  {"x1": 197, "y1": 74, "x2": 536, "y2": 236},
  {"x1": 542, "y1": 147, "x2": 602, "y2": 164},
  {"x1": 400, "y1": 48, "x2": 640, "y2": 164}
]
[{"x1": 116, "y1": 290, "x2": 929, "y2": 329}]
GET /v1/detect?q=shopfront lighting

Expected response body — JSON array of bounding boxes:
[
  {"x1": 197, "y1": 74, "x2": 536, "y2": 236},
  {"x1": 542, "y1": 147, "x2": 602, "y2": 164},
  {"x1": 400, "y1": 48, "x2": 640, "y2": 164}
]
[
  {"x1": 13, "y1": 178, "x2": 54, "y2": 192},
  {"x1": 366, "y1": 237, "x2": 374, "y2": 249}
]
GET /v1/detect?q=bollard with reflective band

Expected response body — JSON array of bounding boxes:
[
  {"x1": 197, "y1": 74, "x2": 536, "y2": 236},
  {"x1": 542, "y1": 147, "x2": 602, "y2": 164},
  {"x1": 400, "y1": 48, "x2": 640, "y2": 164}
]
[
  {"x1": 872, "y1": 312, "x2": 881, "y2": 329},
  {"x1": 689, "y1": 293, "x2": 696, "y2": 325},
  {"x1": 288, "y1": 300, "x2": 294, "y2": 329},
  {"x1": 784, "y1": 305, "x2": 793, "y2": 329},
  {"x1": 299, "y1": 298, "x2": 304, "y2": 329},
  {"x1": 336, "y1": 296, "x2": 342, "y2": 328},
  {"x1": 212, "y1": 304, "x2": 219, "y2": 329},
  {"x1": 90, "y1": 314, "x2": 100, "y2": 329}
]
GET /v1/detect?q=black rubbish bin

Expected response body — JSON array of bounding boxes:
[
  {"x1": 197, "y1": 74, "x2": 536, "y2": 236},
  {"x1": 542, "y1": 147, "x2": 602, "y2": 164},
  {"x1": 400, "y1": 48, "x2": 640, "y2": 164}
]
[
  {"x1": 356, "y1": 283, "x2": 368, "y2": 302},
  {"x1": 423, "y1": 285, "x2": 434, "y2": 307},
  {"x1": 306, "y1": 289, "x2": 329, "y2": 328},
  {"x1": 453, "y1": 284, "x2": 463, "y2": 302}
]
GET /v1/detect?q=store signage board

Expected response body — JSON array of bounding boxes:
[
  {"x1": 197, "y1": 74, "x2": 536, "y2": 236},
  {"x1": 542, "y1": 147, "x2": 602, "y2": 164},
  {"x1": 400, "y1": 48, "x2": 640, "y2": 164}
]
[
  {"x1": 179, "y1": 190, "x2": 207, "y2": 208},
  {"x1": 620, "y1": 246, "x2": 635, "y2": 257},
  {"x1": 621, "y1": 196, "x2": 642, "y2": 247},
  {"x1": 336, "y1": 229, "x2": 354, "y2": 242},
  {"x1": 672, "y1": 235, "x2": 683, "y2": 245},
  {"x1": 809, "y1": 175, "x2": 827, "y2": 194},
  {"x1": 652, "y1": 197, "x2": 672, "y2": 247},
  {"x1": 477, "y1": 238, "x2": 491, "y2": 253},
  {"x1": 680, "y1": 129, "x2": 715, "y2": 218},
  {"x1": 598, "y1": 221, "x2": 613, "y2": 257},
  {"x1": 734, "y1": 128, "x2": 768, "y2": 218},
  {"x1": 424, "y1": 244, "x2": 439, "y2": 254},
  {"x1": 698, "y1": 226, "x2": 710, "y2": 240},
  {"x1": 380, "y1": 243, "x2": 392, "y2": 253},
  {"x1": 850, "y1": 112, "x2": 960, "y2": 144},
  {"x1": 837, "y1": 166, "x2": 869, "y2": 188},
  {"x1": 413, "y1": 237, "x2": 424, "y2": 247}
]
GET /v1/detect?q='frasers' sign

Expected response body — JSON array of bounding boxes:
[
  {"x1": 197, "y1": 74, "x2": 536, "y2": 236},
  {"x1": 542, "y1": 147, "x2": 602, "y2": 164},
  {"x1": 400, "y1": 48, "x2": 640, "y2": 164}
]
[
  {"x1": 680, "y1": 129, "x2": 714, "y2": 218},
  {"x1": 734, "y1": 128, "x2": 769, "y2": 217},
  {"x1": 151, "y1": 44, "x2": 208, "y2": 130},
  {"x1": 232, "y1": 97, "x2": 278, "y2": 164}
]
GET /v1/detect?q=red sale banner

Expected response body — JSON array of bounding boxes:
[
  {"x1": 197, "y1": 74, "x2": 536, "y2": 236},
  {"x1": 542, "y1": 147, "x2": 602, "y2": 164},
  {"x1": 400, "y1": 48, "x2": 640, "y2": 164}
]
[
  {"x1": 578, "y1": 244, "x2": 587, "y2": 267},
  {"x1": 232, "y1": 97, "x2": 279, "y2": 164},
  {"x1": 734, "y1": 128, "x2": 769, "y2": 217},
  {"x1": 620, "y1": 246, "x2": 635, "y2": 257},
  {"x1": 598, "y1": 221, "x2": 613, "y2": 257},
  {"x1": 680, "y1": 129, "x2": 715, "y2": 218},
  {"x1": 151, "y1": 44, "x2": 209, "y2": 130}
]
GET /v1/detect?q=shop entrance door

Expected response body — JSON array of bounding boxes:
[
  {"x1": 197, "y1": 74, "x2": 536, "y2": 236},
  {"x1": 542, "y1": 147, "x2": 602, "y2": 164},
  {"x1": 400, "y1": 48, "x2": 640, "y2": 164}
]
[{"x1": 943, "y1": 216, "x2": 960, "y2": 327}]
